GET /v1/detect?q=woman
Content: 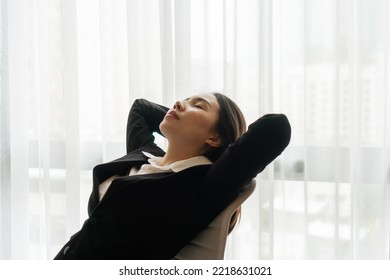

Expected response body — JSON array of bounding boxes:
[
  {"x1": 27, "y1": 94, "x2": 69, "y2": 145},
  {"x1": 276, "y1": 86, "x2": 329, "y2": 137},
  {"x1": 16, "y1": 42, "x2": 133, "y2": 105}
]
[{"x1": 54, "y1": 92, "x2": 291, "y2": 260}]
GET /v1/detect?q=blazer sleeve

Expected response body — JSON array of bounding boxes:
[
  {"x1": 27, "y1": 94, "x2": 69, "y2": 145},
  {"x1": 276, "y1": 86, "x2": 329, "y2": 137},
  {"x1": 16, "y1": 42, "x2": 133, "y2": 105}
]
[
  {"x1": 126, "y1": 98, "x2": 169, "y2": 153},
  {"x1": 201, "y1": 113, "x2": 291, "y2": 208}
]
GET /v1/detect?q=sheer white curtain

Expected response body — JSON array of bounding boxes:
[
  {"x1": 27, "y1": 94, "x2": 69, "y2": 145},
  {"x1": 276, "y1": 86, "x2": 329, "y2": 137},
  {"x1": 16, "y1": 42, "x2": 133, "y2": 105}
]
[{"x1": 1, "y1": 0, "x2": 389, "y2": 259}]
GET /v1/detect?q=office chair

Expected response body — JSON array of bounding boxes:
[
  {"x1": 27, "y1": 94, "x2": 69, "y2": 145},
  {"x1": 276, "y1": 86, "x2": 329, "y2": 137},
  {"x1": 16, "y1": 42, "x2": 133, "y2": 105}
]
[{"x1": 174, "y1": 179, "x2": 256, "y2": 260}]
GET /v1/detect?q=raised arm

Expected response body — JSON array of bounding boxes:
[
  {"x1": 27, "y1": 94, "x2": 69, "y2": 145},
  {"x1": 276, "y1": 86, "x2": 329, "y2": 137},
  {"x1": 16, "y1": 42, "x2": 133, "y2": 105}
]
[
  {"x1": 201, "y1": 113, "x2": 291, "y2": 211},
  {"x1": 126, "y1": 99, "x2": 169, "y2": 153}
]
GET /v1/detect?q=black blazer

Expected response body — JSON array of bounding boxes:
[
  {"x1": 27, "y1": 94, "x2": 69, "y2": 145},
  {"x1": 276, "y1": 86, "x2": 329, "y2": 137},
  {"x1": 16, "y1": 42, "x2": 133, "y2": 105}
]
[{"x1": 54, "y1": 99, "x2": 291, "y2": 260}]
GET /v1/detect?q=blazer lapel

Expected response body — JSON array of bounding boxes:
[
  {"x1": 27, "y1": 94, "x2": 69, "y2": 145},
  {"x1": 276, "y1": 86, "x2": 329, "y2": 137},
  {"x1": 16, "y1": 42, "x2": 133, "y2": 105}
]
[
  {"x1": 97, "y1": 172, "x2": 169, "y2": 206},
  {"x1": 88, "y1": 145, "x2": 166, "y2": 214},
  {"x1": 92, "y1": 145, "x2": 165, "y2": 185}
]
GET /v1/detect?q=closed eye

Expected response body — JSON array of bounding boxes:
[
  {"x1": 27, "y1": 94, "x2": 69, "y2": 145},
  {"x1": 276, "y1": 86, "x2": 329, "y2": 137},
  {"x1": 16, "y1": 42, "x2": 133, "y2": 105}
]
[
  {"x1": 194, "y1": 104, "x2": 204, "y2": 110},
  {"x1": 184, "y1": 96, "x2": 211, "y2": 110}
]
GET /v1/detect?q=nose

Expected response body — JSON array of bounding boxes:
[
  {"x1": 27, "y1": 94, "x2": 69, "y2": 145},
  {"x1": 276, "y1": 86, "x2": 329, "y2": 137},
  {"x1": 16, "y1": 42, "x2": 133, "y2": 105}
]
[{"x1": 173, "y1": 100, "x2": 185, "y2": 111}]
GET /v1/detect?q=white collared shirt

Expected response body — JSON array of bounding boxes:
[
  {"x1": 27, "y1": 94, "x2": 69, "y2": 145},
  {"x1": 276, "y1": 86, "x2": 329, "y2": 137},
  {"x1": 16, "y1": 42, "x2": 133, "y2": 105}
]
[{"x1": 98, "y1": 151, "x2": 212, "y2": 201}]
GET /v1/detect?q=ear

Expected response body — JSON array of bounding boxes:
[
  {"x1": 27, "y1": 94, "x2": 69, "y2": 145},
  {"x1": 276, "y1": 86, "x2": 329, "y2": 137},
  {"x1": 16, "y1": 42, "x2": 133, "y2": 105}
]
[{"x1": 205, "y1": 135, "x2": 221, "y2": 148}]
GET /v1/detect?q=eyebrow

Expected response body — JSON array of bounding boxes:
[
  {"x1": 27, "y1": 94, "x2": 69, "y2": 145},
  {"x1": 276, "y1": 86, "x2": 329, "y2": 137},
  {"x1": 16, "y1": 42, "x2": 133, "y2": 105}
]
[{"x1": 184, "y1": 97, "x2": 212, "y2": 107}]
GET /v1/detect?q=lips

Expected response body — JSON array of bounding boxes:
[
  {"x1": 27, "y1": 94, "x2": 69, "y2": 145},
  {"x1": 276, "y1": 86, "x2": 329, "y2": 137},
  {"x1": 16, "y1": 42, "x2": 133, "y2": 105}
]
[{"x1": 166, "y1": 110, "x2": 179, "y2": 120}]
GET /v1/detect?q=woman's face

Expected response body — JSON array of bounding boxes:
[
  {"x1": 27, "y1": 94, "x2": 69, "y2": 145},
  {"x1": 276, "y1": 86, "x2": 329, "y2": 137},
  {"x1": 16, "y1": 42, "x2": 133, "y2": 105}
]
[{"x1": 160, "y1": 93, "x2": 221, "y2": 150}]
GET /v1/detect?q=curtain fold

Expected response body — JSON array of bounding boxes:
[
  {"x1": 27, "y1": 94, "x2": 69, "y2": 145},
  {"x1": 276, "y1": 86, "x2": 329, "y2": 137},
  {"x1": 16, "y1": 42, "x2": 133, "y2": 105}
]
[
  {"x1": 0, "y1": 0, "x2": 389, "y2": 259},
  {"x1": 0, "y1": 0, "x2": 11, "y2": 260},
  {"x1": 6, "y1": 0, "x2": 30, "y2": 259}
]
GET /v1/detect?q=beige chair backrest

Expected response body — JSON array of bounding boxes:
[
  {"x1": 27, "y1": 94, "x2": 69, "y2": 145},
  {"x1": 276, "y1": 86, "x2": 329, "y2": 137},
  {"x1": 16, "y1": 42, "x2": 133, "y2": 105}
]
[{"x1": 174, "y1": 179, "x2": 256, "y2": 260}]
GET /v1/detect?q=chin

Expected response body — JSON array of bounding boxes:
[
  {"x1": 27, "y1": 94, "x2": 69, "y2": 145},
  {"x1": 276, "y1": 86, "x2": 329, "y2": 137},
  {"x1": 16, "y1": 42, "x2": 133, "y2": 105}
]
[{"x1": 159, "y1": 121, "x2": 172, "y2": 139}]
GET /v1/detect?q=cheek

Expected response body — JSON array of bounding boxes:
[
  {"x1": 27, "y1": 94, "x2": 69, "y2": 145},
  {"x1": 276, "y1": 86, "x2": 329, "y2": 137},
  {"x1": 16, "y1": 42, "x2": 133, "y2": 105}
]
[{"x1": 191, "y1": 114, "x2": 218, "y2": 132}]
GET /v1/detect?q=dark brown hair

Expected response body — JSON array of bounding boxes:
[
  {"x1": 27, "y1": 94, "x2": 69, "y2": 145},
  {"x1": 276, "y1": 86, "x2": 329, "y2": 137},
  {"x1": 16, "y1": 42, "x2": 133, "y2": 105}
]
[
  {"x1": 204, "y1": 93, "x2": 246, "y2": 162},
  {"x1": 204, "y1": 93, "x2": 247, "y2": 234}
]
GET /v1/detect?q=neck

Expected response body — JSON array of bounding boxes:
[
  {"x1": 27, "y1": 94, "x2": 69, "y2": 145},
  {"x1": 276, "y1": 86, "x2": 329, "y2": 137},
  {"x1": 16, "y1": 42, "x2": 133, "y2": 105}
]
[{"x1": 159, "y1": 143, "x2": 202, "y2": 166}]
